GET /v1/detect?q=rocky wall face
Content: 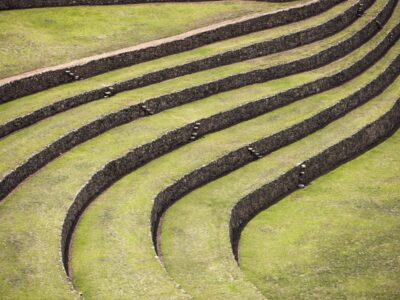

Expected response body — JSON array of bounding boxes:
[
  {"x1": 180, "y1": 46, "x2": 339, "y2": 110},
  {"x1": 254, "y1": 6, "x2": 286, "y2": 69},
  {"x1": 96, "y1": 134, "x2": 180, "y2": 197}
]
[
  {"x1": 0, "y1": 0, "x2": 373, "y2": 138},
  {"x1": 59, "y1": 30, "x2": 400, "y2": 275},
  {"x1": 1, "y1": 2, "x2": 397, "y2": 205},
  {"x1": 0, "y1": 0, "x2": 228, "y2": 10},
  {"x1": 229, "y1": 100, "x2": 400, "y2": 261},
  {"x1": 265, "y1": 0, "x2": 300, "y2": 2},
  {"x1": 0, "y1": 0, "x2": 344, "y2": 103},
  {"x1": 150, "y1": 54, "x2": 400, "y2": 255}
]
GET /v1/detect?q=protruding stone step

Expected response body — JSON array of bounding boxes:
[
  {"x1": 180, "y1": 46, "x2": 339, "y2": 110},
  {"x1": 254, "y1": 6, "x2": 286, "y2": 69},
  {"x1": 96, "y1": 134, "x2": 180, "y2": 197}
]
[
  {"x1": 160, "y1": 89, "x2": 400, "y2": 299},
  {"x1": 140, "y1": 103, "x2": 154, "y2": 115},
  {"x1": 357, "y1": 2, "x2": 365, "y2": 17},
  {"x1": 190, "y1": 122, "x2": 201, "y2": 140},
  {"x1": 247, "y1": 146, "x2": 263, "y2": 159},
  {"x1": 64, "y1": 70, "x2": 81, "y2": 81}
]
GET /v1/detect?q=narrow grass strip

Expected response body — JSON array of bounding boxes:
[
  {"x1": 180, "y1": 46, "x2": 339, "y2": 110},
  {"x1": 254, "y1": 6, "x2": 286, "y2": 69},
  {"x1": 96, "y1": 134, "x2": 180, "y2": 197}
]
[
  {"x1": 239, "y1": 130, "x2": 400, "y2": 299},
  {"x1": 0, "y1": 1, "x2": 282, "y2": 76},
  {"x1": 0, "y1": 0, "x2": 395, "y2": 201},
  {"x1": 160, "y1": 82, "x2": 399, "y2": 299},
  {"x1": 0, "y1": 0, "x2": 361, "y2": 137},
  {"x1": 0, "y1": 0, "x2": 305, "y2": 10},
  {"x1": 0, "y1": 0, "x2": 342, "y2": 102},
  {"x1": 69, "y1": 44, "x2": 400, "y2": 298},
  {"x1": 0, "y1": 0, "x2": 383, "y2": 121},
  {"x1": 0, "y1": 32, "x2": 398, "y2": 300}
]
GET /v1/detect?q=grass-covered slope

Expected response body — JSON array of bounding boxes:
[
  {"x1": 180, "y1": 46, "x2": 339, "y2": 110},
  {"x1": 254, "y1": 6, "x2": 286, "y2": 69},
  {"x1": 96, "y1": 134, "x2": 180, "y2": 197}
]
[
  {"x1": 0, "y1": 1, "x2": 282, "y2": 79},
  {"x1": 70, "y1": 33, "x2": 400, "y2": 299},
  {"x1": 160, "y1": 77, "x2": 399, "y2": 299},
  {"x1": 0, "y1": 0, "x2": 390, "y2": 200},
  {"x1": 0, "y1": 0, "x2": 355, "y2": 134},
  {"x1": 0, "y1": 0, "x2": 398, "y2": 299},
  {"x1": 0, "y1": 3, "x2": 397, "y2": 298},
  {"x1": 240, "y1": 130, "x2": 400, "y2": 300}
]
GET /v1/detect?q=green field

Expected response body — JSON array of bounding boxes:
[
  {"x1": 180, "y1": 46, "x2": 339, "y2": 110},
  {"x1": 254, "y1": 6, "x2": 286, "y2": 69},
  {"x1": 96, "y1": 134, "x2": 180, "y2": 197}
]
[
  {"x1": 0, "y1": 0, "x2": 353, "y2": 127},
  {"x1": 0, "y1": 0, "x2": 390, "y2": 182},
  {"x1": 0, "y1": 0, "x2": 398, "y2": 299},
  {"x1": 69, "y1": 29, "x2": 400, "y2": 297},
  {"x1": 160, "y1": 77, "x2": 400, "y2": 299},
  {"x1": 0, "y1": 1, "x2": 292, "y2": 79},
  {"x1": 240, "y1": 130, "x2": 400, "y2": 300}
]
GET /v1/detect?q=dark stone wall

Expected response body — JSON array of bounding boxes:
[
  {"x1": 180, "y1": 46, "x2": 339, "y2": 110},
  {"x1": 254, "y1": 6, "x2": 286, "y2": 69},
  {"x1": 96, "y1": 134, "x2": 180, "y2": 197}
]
[
  {"x1": 0, "y1": 0, "x2": 374, "y2": 138},
  {"x1": 0, "y1": 0, "x2": 344, "y2": 103},
  {"x1": 150, "y1": 55, "x2": 400, "y2": 255},
  {"x1": 229, "y1": 99, "x2": 400, "y2": 261},
  {"x1": 0, "y1": 0, "x2": 223, "y2": 10},
  {"x1": 59, "y1": 35, "x2": 400, "y2": 275},
  {"x1": 1, "y1": 1, "x2": 397, "y2": 206}
]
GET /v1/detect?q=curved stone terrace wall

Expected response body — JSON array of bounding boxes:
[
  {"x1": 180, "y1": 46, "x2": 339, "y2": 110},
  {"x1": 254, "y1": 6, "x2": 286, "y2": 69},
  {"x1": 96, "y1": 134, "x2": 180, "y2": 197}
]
[
  {"x1": 0, "y1": 0, "x2": 223, "y2": 10},
  {"x1": 229, "y1": 99, "x2": 400, "y2": 261},
  {"x1": 1, "y1": 4, "x2": 396, "y2": 205},
  {"x1": 0, "y1": 0, "x2": 343, "y2": 103},
  {"x1": 61, "y1": 33, "x2": 400, "y2": 276},
  {"x1": 0, "y1": 0, "x2": 370, "y2": 138}
]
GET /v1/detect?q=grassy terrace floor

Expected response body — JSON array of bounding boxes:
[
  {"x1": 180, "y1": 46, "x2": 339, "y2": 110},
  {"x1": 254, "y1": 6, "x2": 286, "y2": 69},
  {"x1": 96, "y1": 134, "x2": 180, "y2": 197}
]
[
  {"x1": 0, "y1": 0, "x2": 354, "y2": 127},
  {"x1": 0, "y1": 1, "x2": 398, "y2": 299},
  {"x1": 0, "y1": 0, "x2": 288, "y2": 79},
  {"x1": 0, "y1": 0, "x2": 390, "y2": 182},
  {"x1": 239, "y1": 130, "x2": 400, "y2": 300},
  {"x1": 0, "y1": 15, "x2": 397, "y2": 299},
  {"x1": 70, "y1": 42, "x2": 400, "y2": 298},
  {"x1": 160, "y1": 77, "x2": 400, "y2": 299}
]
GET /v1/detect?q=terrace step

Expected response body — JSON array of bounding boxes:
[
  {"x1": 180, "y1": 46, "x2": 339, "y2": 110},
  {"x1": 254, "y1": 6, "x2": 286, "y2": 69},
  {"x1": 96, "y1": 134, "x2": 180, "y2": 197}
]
[
  {"x1": 160, "y1": 78, "x2": 399, "y2": 298},
  {"x1": 0, "y1": 2, "x2": 398, "y2": 298},
  {"x1": 68, "y1": 43, "x2": 400, "y2": 298},
  {"x1": 0, "y1": 22, "x2": 397, "y2": 298},
  {"x1": 0, "y1": 0, "x2": 363, "y2": 138},
  {"x1": 0, "y1": 0, "x2": 345, "y2": 102},
  {"x1": 0, "y1": 0, "x2": 394, "y2": 201},
  {"x1": 239, "y1": 130, "x2": 400, "y2": 299},
  {"x1": 0, "y1": 0, "x2": 314, "y2": 10}
]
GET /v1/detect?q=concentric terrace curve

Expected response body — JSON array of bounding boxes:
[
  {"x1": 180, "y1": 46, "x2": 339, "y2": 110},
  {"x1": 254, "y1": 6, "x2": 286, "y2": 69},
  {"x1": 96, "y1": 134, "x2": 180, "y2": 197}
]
[
  {"x1": 0, "y1": 0, "x2": 343, "y2": 102},
  {"x1": 70, "y1": 29, "x2": 400, "y2": 298},
  {"x1": 0, "y1": 0, "x2": 392, "y2": 203}
]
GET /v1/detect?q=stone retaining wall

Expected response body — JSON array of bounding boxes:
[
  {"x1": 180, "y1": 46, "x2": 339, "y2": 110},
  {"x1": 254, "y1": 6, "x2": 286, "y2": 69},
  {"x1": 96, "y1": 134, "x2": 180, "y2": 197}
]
[
  {"x1": 0, "y1": 0, "x2": 223, "y2": 10},
  {"x1": 0, "y1": 0, "x2": 343, "y2": 103},
  {"x1": 60, "y1": 38, "x2": 400, "y2": 274},
  {"x1": 1, "y1": 2, "x2": 397, "y2": 205},
  {"x1": 229, "y1": 99, "x2": 400, "y2": 261},
  {"x1": 0, "y1": 0, "x2": 373, "y2": 138},
  {"x1": 150, "y1": 55, "x2": 400, "y2": 254},
  {"x1": 266, "y1": 0, "x2": 299, "y2": 2}
]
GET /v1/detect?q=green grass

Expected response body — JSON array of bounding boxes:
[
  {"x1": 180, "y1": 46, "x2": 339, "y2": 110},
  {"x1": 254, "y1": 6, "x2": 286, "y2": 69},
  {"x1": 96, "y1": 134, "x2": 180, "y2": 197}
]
[
  {"x1": 0, "y1": 1, "x2": 398, "y2": 298},
  {"x1": 239, "y1": 131, "x2": 400, "y2": 300},
  {"x1": 69, "y1": 43, "x2": 400, "y2": 298},
  {"x1": 0, "y1": 1, "x2": 300, "y2": 79},
  {"x1": 0, "y1": 27, "x2": 397, "y2": 299},
  {"x1": 0, "y1": 0, "x2": 391, "y2": 182},
  {"x1": 0, "y1": 0, "x2": 355, "y2": 125},
  {"x1": 160, "y1": 76, "x2": 400, "y2": 299}
]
